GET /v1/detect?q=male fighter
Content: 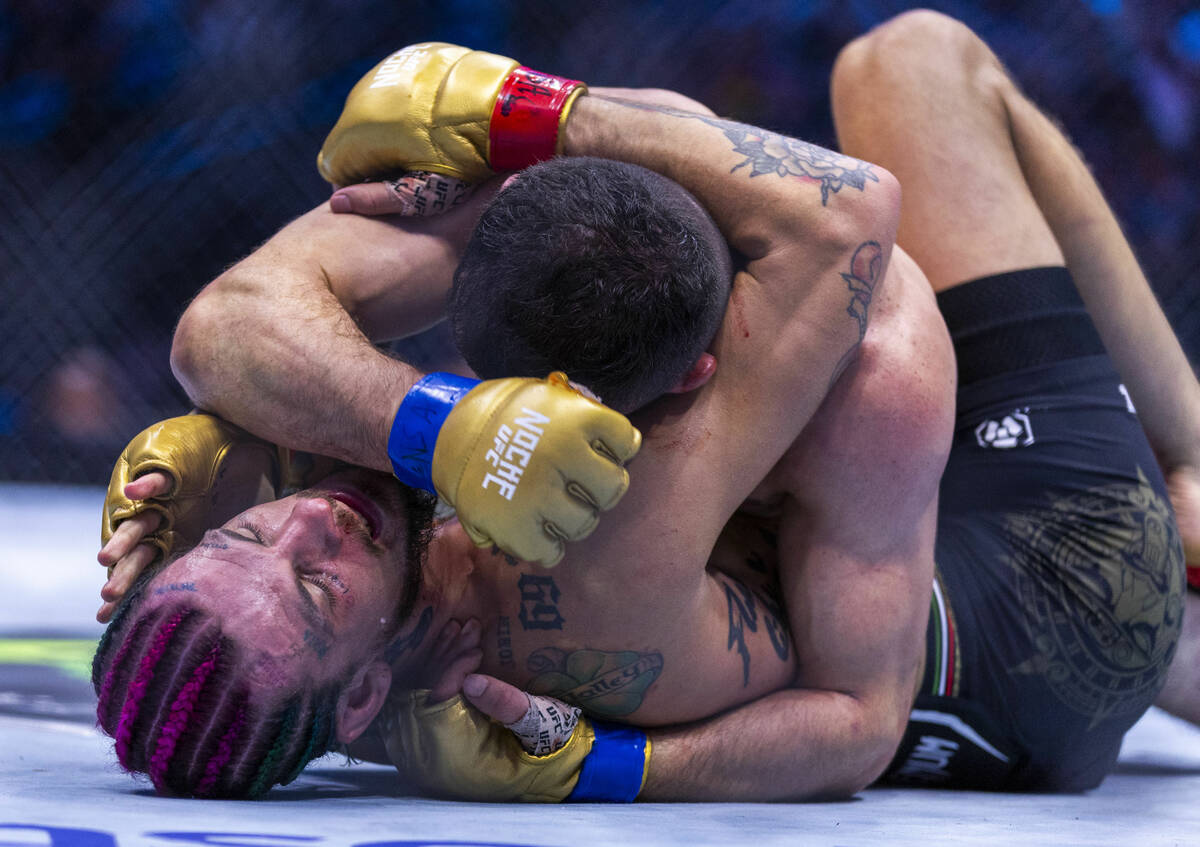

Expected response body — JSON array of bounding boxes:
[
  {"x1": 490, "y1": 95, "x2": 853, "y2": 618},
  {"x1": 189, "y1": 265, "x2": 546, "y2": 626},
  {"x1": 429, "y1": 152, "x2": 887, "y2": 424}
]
[
  {"x1": 98, "y1": 11, "x2": 1195, "y2": 796},
  {"x1": 94, "y1": 60, "x2": 934, "y2": 799},
  {"x1": 306, "y1": 9, "x2": 1198, "y2": 798}
]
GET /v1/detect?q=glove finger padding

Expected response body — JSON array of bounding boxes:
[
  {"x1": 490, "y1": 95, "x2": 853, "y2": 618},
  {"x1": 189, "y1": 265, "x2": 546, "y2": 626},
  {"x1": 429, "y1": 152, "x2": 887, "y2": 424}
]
[
  {"x1": 431, "y1": 373, "x2": 641, "y2": 566},
  {"x1": 102, "y1": 414, "x2": 284, "y2": 565},
  {"x1": 382, "y1": 689, "x2": 592, "y2": 803},
  {"x1": 318, "y1": 43, "x2": 517, "y2": 185}
]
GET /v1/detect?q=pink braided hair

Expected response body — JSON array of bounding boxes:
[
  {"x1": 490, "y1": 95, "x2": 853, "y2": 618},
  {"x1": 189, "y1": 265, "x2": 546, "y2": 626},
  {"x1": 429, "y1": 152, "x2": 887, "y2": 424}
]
[
  {"x1": 147, "y1": 637, "x2": 221, "y2": 789},
  {"x1": 194, "y1": 696, "x2": 249, "y2": 797},
  {"x1": 113, "y1": 608, "x2": 190, "y2": 767}
]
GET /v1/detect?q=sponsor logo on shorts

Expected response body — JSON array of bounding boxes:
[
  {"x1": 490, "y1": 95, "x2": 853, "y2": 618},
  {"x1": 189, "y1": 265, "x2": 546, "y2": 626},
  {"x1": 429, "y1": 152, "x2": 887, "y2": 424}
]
[
  {"x1": 481, "y1": 408, "x2": 549, "y2": 500},
  {"x1": 895, "y1": 735, "x2": 959, "y2": 782},
  {"x1": 1005, "y1": 469, "x2": 1184, "y2": 727},
  {"x1": 1118, "y1": 383, "x2": 1137, "y2": 414},
  {"x1": 974, "y1": 409, "x2": 1034, "y2": 449}
]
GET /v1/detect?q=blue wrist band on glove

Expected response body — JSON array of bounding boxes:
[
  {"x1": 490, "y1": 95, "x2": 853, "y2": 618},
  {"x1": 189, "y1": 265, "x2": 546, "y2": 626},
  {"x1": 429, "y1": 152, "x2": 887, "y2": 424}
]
[
  {"x1": 387, "y1": 372, "x2": 479, "y2": 492},
  {"x1": 566, "y1": 721, "x2": 648, "y2": 803}
]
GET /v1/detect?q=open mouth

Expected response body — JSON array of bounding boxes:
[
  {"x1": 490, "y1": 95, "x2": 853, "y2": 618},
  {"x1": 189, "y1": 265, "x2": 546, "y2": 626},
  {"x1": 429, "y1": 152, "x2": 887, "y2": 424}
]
[{"x1": 327, "y1": 486, "x2": 382, "y2": 541}]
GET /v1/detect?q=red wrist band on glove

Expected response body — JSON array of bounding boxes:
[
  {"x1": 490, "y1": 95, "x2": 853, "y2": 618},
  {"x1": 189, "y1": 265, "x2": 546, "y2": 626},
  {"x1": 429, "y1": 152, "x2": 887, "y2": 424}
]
[{"x1": 489, "y1": 67, "x2": 584, "y2": 171}]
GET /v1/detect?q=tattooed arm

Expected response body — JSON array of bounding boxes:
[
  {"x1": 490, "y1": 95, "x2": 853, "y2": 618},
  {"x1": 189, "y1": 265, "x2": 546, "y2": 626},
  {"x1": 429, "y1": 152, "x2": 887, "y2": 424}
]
[
  {"x1": 555, "y1": 96, "x2": 902, "y2": 523},
  {"x1": 646, "y1": 254, "x2": 955, "y2": 799}
]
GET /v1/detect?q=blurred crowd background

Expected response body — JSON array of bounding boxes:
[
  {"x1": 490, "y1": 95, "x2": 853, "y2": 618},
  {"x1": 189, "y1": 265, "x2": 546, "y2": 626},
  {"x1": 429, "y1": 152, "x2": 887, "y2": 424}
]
[{"x1": 1, "y1": 0, "x2": 1198, "y2": 483}]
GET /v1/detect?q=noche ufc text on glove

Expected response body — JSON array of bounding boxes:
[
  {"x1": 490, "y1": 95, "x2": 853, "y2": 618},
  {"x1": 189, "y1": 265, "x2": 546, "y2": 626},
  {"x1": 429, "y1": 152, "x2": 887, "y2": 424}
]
[{"x1": 387, "y1": 372, "x2": 640, "y2": 567}]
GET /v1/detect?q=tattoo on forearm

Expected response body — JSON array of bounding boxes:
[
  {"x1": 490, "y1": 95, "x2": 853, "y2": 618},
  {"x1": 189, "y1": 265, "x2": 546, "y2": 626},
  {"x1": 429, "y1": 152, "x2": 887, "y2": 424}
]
[
  {"x1": 526, "y1": 646, "x2": 664, "y2": 717},
  {"x1": 607, "y1": 98, "x2": 879, "y2": 205},
  {"x1": 723, "y1": 577, "x2": 790, "y2": 686},
  {"x1": 497, "y1": 616, "x2": 515, "y2": 668},
  {"x1": 517, "y1": 573, "x2": 565, "y2": 630},
  {"x1": 385, "y1": 605, "x2": 432, "y2": 664}
]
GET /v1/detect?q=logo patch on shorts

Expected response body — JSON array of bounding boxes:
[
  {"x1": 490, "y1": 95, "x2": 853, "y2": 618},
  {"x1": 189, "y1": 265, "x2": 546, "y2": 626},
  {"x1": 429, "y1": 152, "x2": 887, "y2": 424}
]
[
  {"x1": 975, "y1": 409, "x2": 1034, "y2": 449},
  {"x1": 1004, "y1": 469, "x2": 1184, "y2": 728}
]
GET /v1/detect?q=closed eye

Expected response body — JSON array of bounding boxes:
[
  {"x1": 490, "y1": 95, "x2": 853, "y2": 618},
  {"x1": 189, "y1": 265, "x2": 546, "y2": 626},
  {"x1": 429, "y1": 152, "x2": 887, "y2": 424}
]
[{"x1": 234, "y1": 519, "x2": 267, "y2": 545}]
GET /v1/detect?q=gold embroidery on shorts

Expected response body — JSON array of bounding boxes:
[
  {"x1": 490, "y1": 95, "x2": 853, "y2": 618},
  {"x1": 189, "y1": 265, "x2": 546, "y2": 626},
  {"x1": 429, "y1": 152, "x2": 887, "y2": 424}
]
[{"x1": 1004, "y1": 469, "x2": 1184, "y2": 728}]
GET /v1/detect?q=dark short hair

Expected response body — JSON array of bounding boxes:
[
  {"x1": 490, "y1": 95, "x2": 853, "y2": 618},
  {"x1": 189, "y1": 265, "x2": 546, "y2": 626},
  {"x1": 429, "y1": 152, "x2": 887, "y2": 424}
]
[{"x1": 449, "y1": 157, "x2": 733, "y2": 412}]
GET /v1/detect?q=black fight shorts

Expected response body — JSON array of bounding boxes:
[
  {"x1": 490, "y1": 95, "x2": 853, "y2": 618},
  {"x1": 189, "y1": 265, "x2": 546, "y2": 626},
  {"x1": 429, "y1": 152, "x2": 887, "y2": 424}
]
[{"x1": 882, "y1": 267, "x2": 1185, "y2": 792}]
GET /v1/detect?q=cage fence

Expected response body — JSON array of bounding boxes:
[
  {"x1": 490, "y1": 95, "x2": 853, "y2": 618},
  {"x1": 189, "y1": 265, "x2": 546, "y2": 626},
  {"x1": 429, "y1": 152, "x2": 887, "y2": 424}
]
[{"x1": 1, "y1": 0, "x2": 1197, "y2": 483}]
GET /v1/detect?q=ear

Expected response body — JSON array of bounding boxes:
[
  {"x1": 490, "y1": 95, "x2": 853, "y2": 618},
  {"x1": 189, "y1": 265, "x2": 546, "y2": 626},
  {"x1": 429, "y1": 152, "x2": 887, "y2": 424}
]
[
  {"x1": 666, "y1": 353, "x2": 717, "y2": 395},
  {"x1": 335, "y1": 660, "x2": 392, "y2": 744}
]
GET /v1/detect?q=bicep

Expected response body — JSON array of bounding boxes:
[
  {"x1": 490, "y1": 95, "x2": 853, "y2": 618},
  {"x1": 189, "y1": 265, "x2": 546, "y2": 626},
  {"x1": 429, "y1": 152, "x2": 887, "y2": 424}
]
[{"x1": 776, "y1": 365, "x2": 951, "y2": 725}]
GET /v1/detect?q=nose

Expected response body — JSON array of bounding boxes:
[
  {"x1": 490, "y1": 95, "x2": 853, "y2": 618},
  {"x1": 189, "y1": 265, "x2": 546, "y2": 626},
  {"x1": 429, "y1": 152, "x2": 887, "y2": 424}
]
[{"x1": 272, "y1": 496, "x2": 341, "y2": 560}]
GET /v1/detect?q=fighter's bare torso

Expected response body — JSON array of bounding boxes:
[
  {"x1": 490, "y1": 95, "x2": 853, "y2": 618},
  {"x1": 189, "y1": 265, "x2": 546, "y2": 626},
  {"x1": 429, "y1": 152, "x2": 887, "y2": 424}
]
[{"x1": 408, "y1": 247, "x2": 955, "y2": 727}]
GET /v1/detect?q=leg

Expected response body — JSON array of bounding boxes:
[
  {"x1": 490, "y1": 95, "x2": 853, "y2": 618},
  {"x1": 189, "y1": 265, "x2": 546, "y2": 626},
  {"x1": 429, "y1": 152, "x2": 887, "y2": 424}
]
[
  {"x1": 830, "y1": 9, "x2": 1200, "y2": 474},
  {"x1": 1156, "y1": 592, "x2": 1200, "y2": 724},
  {"x1": 829, "y1": 10, "x2": 1064, "y2": 292},
  {"x1": 836, "y1": 10, "x2": 1200, "y2": 729}
]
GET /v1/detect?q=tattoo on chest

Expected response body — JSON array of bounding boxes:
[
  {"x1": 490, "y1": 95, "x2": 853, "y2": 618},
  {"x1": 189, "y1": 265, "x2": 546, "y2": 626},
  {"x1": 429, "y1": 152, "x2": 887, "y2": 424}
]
[
  {"x1": 491, "y1": 544, "x2": 520, "y2": 567},
  {"x1": 723, "y1": 577, "x2": 790, "y2": 686},
  {"x1": 526, "y1": 646, "x2": 664, "y2": 718},
  {"x1": 385, "y1": 605, "x2": 432, "y2": 664},
  {"x1": 517, "y1": 573, "x2": 565, "y2": 630},
  {"x1": 496, "y1": 616, "x2": 515, "y2": 667}
]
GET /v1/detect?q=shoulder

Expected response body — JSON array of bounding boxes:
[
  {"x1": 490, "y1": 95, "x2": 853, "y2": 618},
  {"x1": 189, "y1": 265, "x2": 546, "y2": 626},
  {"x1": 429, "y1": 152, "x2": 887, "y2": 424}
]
[{"x1": 768, "y1": 253, "x2": 956, "y2": 528}]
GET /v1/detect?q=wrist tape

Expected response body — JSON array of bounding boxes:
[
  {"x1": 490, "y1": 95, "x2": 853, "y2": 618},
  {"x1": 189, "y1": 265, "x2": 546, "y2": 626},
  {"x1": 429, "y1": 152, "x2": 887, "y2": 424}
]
[
  {"x1": 567, "y1": 721, "x2": 649, "y2": 803},
  {"x1": 489, "y1": 67, "x2": 585, "y2": 171},
  {"x1": 388, "y1": 372, "x2": 478, "y2": 492}
]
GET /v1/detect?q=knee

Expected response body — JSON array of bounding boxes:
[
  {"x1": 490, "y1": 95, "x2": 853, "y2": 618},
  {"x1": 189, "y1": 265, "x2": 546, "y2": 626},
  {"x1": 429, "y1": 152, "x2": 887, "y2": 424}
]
[{"x1": 832, "y1": 9, "x2": 1000, "y2": 103}]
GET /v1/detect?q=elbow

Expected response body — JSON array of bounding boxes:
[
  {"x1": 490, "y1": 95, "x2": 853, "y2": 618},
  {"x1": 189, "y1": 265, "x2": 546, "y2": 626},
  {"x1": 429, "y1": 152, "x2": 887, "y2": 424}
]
[
  {"x1": 812, "y1": 706, "x2": 907, "y2": 801},
  {"x1": 844, "y1": 164, "x2": 901, "y2": 255},
  {"x1": 170, "y1": 281, "x2": 228, "y2": 409}
]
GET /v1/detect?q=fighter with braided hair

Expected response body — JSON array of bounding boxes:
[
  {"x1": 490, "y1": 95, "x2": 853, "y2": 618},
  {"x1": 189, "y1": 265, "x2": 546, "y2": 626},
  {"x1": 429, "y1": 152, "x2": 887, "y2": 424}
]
[
  {"x1": 91, "y1": 460, "x2": 440, "y2": 797},
  {"x1": 97, "y1": 13, "x2": 1199, "y2": 801}
]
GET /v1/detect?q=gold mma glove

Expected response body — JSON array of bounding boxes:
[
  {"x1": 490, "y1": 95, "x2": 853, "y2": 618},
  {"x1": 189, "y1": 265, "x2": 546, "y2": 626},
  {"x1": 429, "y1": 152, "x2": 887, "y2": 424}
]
[
  {"x1": 382, "y1": 689, "x2": 650, "y2": 803},
  {"x1": 318, "y1": 42, "x2": 586, "y2": 185},
  {"x1": 388, "y1": 372, "x2": 641, "y2": 567},
  {"x1": 102, "y1": 414, "x2": 284, "y2": 568}
]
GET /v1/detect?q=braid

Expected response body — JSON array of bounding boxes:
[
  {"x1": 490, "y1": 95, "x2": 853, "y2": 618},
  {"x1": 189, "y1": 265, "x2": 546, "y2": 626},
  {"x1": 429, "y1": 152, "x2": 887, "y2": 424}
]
[
  {"x1": 95, "y1": 612, "x2": 153, "y2": 729},
  {"x1": 247, "y1": 702, "x2": 301, "y2": 798},
  {"x1": 92, "y1": 571, "x2": 154, "y2": 692},
  {"x1": 194, "y1": 692, "x2": 249, "y2": 798},
  {"x1": 280, "y1": 687, "x2": 340, "y2": 786},
  {"x1": 113, "y1": 607, "x2": 192, "y2": 766},
  {"x1": 147, "y1": 636, "x2": 222, "y2": 789},
  {"x1": 92, "y1": 591, "x2": 360, "y2": 798}
]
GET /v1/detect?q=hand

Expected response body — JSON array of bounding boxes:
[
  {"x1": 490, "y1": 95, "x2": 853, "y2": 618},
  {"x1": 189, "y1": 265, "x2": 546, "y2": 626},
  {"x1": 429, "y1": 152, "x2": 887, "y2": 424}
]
[
  {"x1": 389, "y1": 371, "x2": 642, "y2": 566},
  {"x1": 101, "y1": 414, "x2": 284, "y2": 604},
  {"x1": 317, "y1": 42, "x2": 585, "y2": 185},
  {"x1": 420, "y1": 618, "x2": 484, "y2": 702},
  {"x1": 329, "y1": 171, "x2": 475, "y2": 218},
  {"x1": 1166, "y1": 464, "x2": 1200, "y2": 587},
  {"x1": 96, "y1": 471, "x2": 170, "y2": 622}
]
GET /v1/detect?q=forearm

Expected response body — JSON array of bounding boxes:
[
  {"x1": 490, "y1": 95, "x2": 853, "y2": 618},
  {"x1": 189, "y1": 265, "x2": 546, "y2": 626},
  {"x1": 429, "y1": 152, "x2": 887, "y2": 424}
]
[
  {"x1": 171, "y1": 201, "x2": 485, "y2": 468},
  {"x1": 642, "y1": 687, "x2": 898, "y2": 801},
  {"x1": 562, "y1": 94, "x2": 895, "y2": 267},
  {"x1": 1003, "y1": 87, "x2": 1200, "y2": 472},
  {"x1": 172, "y1": 249, "x2": 411, "y2": 471}
]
